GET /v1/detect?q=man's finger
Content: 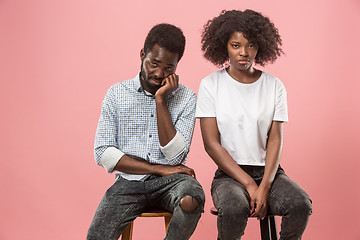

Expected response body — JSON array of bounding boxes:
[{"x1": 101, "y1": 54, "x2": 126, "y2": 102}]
[
  {"x1": 169, "y1": 74, "x2": 177, "y2": 86},
  {"x1": 190, "y1": 169, "x2": 196, "y2": 178}
]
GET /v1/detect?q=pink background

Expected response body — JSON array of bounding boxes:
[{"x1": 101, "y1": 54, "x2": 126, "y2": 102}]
[{"x1": 1, "y1": 0, "x2": 360, "y2": 239}]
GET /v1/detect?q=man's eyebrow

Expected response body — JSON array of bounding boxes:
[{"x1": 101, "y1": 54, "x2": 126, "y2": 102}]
[{"x1": 152, "y1": 58, "x2": 175, "y2": 67}]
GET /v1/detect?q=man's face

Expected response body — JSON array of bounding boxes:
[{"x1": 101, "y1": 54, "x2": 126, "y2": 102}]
[{"x1": 140, "y1": 44, "x2": 179, "y2": 95}]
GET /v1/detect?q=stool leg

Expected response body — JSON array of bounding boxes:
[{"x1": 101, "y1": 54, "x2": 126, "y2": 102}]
[
  {"x1": 260, "y1": 216, "x2": 278, "y2": 240},
  {"x1": 260, "y1": 217, "x2": 271, "y2": 240},
  {"x1": 269, "y1": 216, "x2": 278, "y2": 240},
  {"x1": 121, "y1": 221, "x2": 134, "y2": 240},
  {"x1": 164, "y1": 215, "x2": 172, "y2": 232}
]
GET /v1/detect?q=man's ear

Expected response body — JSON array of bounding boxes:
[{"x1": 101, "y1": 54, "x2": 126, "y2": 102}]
[{"x1": 140, "y1": 48, "x2": 145, "y2": 61}]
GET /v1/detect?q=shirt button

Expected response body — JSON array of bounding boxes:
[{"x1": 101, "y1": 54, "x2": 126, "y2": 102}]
[
  {"x1": 150, "y1": 114, "x2": 154, "y2": 117},
  {"x1": 148, "y1": 152, "x2": 151, "y2": 156},
  {"x1": 149, "y1": 134, "x2": 152, "y2": 137}
]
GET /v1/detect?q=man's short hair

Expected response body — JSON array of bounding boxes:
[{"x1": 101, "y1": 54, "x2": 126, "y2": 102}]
[{"x1": 143, "y1": 23, "x2": 186, "y2": 61}]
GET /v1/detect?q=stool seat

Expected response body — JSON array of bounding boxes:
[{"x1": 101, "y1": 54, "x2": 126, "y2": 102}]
[
  {"x1": 139, "y1": 210, "x2": 172, "y2": 218},
  {"x1": 121, "y1": 210, "x2": 172, "y2": 240},
  {"x1": 210, "y1": 207, "x2": 278, "y2": 240}
]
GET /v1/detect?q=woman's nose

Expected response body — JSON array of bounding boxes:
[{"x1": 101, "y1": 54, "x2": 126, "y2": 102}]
[{"x1": 239, "y1": 47, "x2": 248, "y2": 56}]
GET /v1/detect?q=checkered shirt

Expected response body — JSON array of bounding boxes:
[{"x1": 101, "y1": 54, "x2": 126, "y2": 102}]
[{"x1": 94, "y1": 73, "x2": 197, "y2": 180}]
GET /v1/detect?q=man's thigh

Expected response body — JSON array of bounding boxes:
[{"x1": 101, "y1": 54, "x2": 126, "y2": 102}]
[
  {"x1": 88, "y1": 177, "x2": 149, "y2": 239},
  {"x1": 96, "y1": 177, "x2": 148, "y2": 223},
  {"x1": 145, "y1": 174, "x2": 205, "y2": 212}
]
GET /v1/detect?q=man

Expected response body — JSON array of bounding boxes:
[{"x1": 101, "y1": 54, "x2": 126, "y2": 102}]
[{"x1": 87, "y1": 24, "x2": 205, "y2": 240}]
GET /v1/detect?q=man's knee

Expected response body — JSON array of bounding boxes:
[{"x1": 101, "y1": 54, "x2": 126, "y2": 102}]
[{"x1": 180, "y1": 195, "x2": 201, "y2": 212}]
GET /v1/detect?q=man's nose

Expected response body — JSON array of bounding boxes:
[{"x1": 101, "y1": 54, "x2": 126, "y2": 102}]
[{"x1": 153, "y1": 68, "x2": 164, "y2": 79}]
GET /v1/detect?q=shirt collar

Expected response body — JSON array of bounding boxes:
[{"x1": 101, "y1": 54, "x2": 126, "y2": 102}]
[
  {"x1": 133, "y1": 72, "x2": 176, "y2": 97},
  {"x1": 134, "y1": 72, "x2": 142, "y2": 92}
]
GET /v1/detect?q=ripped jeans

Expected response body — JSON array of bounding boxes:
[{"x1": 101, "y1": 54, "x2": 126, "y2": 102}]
[
  {"x1": 87, "y1": 173, "x2": 205, "y2": 240},
  {"x1": 211, "y1": 166, "x2": 312, "y2": 240}
]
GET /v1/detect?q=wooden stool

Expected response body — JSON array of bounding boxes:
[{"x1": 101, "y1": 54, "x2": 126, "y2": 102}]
[
  {"x1": 210, "y1": 207, "x2": 278, "y2": 240},
  {"x1": 121, "y1": 210, "x2": 172, "y2": 240}
]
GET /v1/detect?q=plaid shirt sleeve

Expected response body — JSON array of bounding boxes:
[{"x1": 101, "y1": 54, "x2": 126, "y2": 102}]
[
  {"x1": 94, "y1": 86, "x2": 123, "y2": 172},
  {"x1": 160, "y1": 89, "x2": 197, "y2": 165}
]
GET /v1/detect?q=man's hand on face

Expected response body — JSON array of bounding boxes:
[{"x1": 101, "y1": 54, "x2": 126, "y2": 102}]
[{"x1": 155, "y1": 73, "x2": 179, "y2": 100}]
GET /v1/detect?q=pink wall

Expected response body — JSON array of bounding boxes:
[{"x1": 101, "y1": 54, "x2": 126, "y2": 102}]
[{"x1": 1, "y1": 0, "x2": 359, "y2": 239}]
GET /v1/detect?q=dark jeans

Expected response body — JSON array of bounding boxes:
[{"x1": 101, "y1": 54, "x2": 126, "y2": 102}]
[
  {"x1": 211, "y1": 166, "x2": 312, "y2": 240},
  {"x1": 87, "y1": 173, "x2": 205, "y2": 240}
]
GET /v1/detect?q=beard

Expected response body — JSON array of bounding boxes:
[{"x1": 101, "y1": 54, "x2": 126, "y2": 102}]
[{"x1": 139, "y1": 61, "x2": 163, "y2": 94}]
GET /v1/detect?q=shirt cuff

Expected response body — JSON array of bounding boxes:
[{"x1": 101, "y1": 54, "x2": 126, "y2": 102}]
[
  {"x1": 160, "y1": 131, "x2": 186, "y2": 160},
  {"x1": 99, "y1": 146, "x2": 124, "y2": 173}
]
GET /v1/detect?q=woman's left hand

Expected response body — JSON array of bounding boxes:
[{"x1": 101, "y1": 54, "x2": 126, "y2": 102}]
[{"x1": 250, "y1": 186, "x2": 270, "y2": 220}]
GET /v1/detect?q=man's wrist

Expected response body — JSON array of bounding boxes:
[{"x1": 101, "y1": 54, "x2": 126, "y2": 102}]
[
  {"x1": 155, "y1": 94, "x2": 166, "y2": 104},
  {"x1": 151, "y1": 164, "x2": 169, "y2": 176}
]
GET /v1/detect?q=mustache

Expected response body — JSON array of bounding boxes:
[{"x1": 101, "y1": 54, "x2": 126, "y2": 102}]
[
  {"x1": 140, "y1": 64, "x2": 163, "y2": 82},
  {"x1": 149, "y1": 76, "x2": 163, "y2": 82}
]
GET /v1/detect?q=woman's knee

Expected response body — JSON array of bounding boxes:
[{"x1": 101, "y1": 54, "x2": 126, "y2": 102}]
[
  {"x1": 219, "y1": 201, "x2": 250, "y2": 218},
  {"x1": 287, "y1": 194, "x2": 313, "y2": 218},
  {"x1": 213, "y1": 180, "x2": 250, "y2": 218}
]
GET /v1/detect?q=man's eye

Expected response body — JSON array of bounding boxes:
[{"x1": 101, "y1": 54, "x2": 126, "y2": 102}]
[
  {"x1": 151, "y1": 62, "x2": 157, "y2": 66},
  {"x1": 166, "y1": 67, "x2": 174, "y2": 72}
]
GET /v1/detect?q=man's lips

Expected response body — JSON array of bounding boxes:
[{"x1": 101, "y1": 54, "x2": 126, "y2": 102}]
[{"x1": 149, "y1": 78, "x2": 162, "y2": 86}]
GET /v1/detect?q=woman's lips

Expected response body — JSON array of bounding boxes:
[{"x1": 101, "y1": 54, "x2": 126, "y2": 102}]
[{"x1": 237, "y1": 59, "x2": 249, "y2": 64}]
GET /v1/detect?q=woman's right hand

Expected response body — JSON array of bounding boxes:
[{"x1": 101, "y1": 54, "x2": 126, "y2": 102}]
[{"x1": 246, "y1": 182, "x2": 258, "y2": 215}]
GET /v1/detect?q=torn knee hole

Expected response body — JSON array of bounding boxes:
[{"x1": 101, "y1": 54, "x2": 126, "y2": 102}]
[{"x1": 180, "y1": 195, "x2": 199, "y2": 212}]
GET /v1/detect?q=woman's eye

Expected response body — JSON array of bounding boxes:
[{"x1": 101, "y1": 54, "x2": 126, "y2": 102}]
[{"x1": 232, "y1": 44, "x2": 239, "y2": 48}]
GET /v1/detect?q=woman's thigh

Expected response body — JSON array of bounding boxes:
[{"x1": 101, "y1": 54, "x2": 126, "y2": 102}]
[
  {"x1": 268, "y1": 171, "x2": 312, "y2": 216},
  {"x1": 211, "y1": 172, "x2": 250, "y2": 216}
]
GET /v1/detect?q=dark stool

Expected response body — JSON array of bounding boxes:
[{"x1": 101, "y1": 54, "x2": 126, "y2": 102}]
[{"x1": 210, "y1": 207, "x2": 278, "y2": 240}]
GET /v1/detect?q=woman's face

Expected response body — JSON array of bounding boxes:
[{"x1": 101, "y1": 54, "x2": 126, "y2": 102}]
[{"x1": 227, "y1": 32, "x2": 258, "y2": 71}]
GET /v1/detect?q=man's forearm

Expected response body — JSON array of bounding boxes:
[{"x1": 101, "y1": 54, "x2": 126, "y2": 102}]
[
  {"x1": 114, "y1": 154, "x2": 162, "y2": 175},
  {"x1": 114, "y1": 154, "x2": 195, "y2": 177},
  {"x1": 155, "y1": 98, "x2": 177, "y2": 147}
]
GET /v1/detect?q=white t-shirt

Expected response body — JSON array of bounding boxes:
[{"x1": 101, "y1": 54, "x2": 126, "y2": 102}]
[{"x1": 196, "y1": 69, "x2": 288, "y2": 166}]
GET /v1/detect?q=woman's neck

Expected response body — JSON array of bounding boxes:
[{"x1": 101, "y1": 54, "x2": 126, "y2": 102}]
[{"x1": 226, "y1": 66, "x2": 262, "y2": 84}]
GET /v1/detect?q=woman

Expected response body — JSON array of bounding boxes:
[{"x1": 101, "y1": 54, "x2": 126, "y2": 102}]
[{"x1": 196, "y1": 10, "x2": 312, "y2": 240}]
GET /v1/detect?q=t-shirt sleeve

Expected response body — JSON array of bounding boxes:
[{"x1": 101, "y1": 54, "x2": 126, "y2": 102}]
[
  {"x1": 195, "y1": 77, "x2": 216, "y2": 117},
  {"x1": 273, "y1": 80, "x2": 288, "y2": 122}
]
